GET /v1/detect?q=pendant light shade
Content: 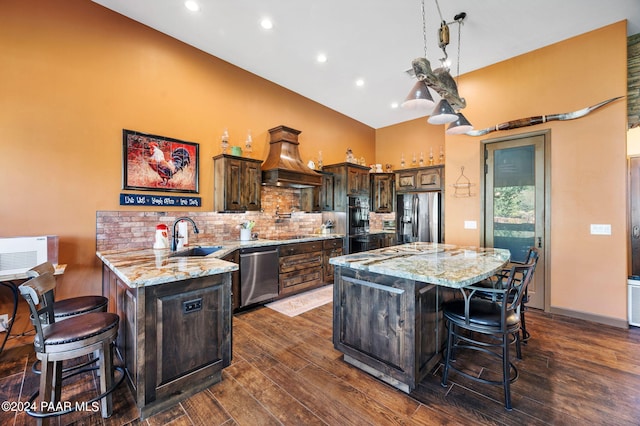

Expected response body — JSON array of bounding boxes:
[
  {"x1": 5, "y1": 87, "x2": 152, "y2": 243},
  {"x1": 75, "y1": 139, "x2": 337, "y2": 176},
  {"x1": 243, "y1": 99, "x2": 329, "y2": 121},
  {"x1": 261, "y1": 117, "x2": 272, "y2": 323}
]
[
  {"x1": 427, "y1": 99, "x2": 458, "y2": 124},
  {"x1": 401, "y1": 81, "x2": 435, "y2": 110},
  {"x1": 446, "y1": 112, "x2": 474, "y2": 134}
]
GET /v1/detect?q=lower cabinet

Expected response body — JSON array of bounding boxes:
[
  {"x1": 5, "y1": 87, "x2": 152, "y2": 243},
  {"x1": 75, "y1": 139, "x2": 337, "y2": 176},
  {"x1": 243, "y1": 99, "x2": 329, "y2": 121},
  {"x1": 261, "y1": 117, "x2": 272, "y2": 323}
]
[
  {"x1": 102, "y1": 265, "x2": 232, "y2": 419},
  {"x1": 279, "y1": 241, "x2": 323, "y2": 295},
  {"x1": 382, "y1": 233, "x2": 397, "y2": 248},
  {"x1": 322, "y1": 237, "x2": 343, "y2": 283},
  {"x1": 333, "y1": 266, "x2": 456, "y2": 392},
  {"x1": 222, "y1": 250, "x2": 240, "y2": 311}
]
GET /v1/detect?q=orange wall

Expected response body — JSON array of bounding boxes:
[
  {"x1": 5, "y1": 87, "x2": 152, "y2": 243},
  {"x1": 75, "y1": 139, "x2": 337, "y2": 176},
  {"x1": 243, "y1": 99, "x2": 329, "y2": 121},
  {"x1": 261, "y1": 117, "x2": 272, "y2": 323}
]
[
  {"x1": 375, "y1": 118, "x2": 445, "y2": 170},
  {"x1": 378, "y1": 22, "x2": 629, "y2": 323},
  {"x1": 0, "y1": 0, "x2": 374, "y2": 296}
]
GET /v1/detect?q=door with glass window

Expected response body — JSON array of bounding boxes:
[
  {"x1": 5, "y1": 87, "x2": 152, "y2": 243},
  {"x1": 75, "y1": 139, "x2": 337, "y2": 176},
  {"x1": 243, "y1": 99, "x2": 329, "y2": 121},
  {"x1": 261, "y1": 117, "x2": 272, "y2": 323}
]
[{"x1": 483, "y1": 132, "x2": 547, "y2": 310}]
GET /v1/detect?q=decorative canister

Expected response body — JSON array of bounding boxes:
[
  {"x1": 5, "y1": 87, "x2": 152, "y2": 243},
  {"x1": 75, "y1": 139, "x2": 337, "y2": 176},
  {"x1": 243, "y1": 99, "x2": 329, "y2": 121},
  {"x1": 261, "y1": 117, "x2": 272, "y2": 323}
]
[
  {"x1": 153, "y1": 224, "x2": 169, "y2": 249},
  {"x1": 240, "y1": 228, "x2": 251, "y2": 241},
  {"x1": 231, "y1": 146, "x2": 242, "y2": 156}
]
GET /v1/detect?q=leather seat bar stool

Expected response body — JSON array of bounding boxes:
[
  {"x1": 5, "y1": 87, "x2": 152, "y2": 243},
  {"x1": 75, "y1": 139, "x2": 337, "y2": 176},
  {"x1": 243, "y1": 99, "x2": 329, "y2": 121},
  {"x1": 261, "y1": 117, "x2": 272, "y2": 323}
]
[
  {"x1": 474, "y1": 247, "x2": 539, "y2": 345},
  {"x1": 440, "y1": 250, "x2": 538, "y2": 411},
  {"x1": 27, "y1": 262, "x2": 108, "y2": 319},
  {"x1": 26, "y1": 262, "x2": 109, "y2": 375},
  {"x1": 19, "y1": 272, "x2": 120, "y2": 426}
]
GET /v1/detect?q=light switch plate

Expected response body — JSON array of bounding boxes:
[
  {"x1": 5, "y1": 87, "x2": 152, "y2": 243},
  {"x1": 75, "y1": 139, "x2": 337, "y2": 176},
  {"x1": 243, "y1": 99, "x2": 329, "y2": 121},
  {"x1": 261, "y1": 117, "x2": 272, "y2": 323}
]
[
  {"x1": 590, "y1": 224, "x2": 611, "y2": 235},
  {"x1": 464, "y1": 221, "x2": 477, "y2": 229}
]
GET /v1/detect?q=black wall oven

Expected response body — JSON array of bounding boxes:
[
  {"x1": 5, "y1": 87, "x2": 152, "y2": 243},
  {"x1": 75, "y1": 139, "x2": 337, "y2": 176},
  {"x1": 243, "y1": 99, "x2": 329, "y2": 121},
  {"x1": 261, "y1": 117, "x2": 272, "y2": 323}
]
[{"x1": 346, "y1": 196, "x2": 369, "y2": 253}]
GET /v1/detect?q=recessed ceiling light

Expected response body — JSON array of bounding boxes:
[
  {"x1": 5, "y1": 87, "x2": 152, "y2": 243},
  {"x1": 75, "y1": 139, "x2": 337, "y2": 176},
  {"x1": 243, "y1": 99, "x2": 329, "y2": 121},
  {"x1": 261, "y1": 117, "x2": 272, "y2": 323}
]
[
  {"x1": 316, "y1": 53, "x2": 328, "y2": 63},
  {"x1": 260, "y1": 18, "x2": 273, "y2": 30},
  {"x1": 391, "y1": 102, "x2": 399, "y2": 109},
  {"x1": 184, "y1": 1, "x2": 200, "y2": 12},
  {"x1": 355, "y1": 79, "x2": 365, "y2": 87}
]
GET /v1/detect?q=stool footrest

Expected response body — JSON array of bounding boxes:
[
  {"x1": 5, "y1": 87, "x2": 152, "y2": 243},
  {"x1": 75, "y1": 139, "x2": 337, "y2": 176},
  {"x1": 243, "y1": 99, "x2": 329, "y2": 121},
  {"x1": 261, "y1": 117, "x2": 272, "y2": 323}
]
[{"x1": 25, "y1": 366, "x2": 125, "y2": 419}]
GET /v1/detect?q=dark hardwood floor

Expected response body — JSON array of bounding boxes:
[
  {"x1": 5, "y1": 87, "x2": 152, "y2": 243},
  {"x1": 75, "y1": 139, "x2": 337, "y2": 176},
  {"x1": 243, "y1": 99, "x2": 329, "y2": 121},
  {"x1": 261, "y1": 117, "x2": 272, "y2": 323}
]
[{"x1": 1, "y1": 302, "x2": 639, "y2": 425}]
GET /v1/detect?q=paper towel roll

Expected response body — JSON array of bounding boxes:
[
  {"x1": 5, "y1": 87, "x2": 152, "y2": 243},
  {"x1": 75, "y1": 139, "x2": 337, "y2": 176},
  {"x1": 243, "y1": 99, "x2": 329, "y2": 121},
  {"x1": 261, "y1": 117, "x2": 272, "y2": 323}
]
[{"x1": 178, "y1": 221, "x2": 188, "y2": 246}]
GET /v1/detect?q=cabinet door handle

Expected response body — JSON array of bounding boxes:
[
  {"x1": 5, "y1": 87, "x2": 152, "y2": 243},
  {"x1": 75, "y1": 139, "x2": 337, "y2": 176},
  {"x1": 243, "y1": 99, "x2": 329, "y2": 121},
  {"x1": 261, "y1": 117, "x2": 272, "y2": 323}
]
[{"x1": 634, "y1": 226, "x2": 640, "y2": 239}]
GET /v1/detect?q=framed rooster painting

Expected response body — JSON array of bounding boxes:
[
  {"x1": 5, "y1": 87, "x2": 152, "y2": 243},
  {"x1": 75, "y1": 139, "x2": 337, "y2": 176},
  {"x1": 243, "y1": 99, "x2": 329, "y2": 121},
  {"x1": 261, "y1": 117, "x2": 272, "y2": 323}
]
[{"x1": 122, "y1": 129, "x2": 199, "y2": 193}]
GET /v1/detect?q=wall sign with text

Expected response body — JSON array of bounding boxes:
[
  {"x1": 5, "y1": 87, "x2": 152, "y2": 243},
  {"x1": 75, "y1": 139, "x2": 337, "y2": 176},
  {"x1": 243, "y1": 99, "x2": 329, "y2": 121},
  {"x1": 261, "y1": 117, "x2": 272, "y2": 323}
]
[{"x1": 119, "y1": 193, "x2": 201, "y2": 207}]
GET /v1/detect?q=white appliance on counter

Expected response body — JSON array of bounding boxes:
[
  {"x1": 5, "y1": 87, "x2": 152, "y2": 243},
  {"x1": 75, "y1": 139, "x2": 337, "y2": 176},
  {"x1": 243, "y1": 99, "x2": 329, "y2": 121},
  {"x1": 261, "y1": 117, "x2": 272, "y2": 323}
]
[{"x1": 0, "y1": 236, "x2": 56, "y2": 275}]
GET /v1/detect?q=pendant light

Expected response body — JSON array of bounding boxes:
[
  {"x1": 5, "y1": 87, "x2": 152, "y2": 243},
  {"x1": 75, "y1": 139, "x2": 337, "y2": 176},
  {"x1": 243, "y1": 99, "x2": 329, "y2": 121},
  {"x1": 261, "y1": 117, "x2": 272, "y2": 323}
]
[
  {"x1": 445, "y1": 12, "x2": 474, "y2": 134},
  {"x1": 402, "y1": 80, "x2": 435, "y2": 110},
  {"x1": 402, "y1": 0, "x2": 437, "y2": 111},
  {"x1": 428, "y1": 99, "x2": 458, "y2": 124},
  {"x1": 402, "y1": 1, "x2": 472, "y2": 130},
  {"x1": 446, "y1": 112, "x2": 473, "y2": 134}
]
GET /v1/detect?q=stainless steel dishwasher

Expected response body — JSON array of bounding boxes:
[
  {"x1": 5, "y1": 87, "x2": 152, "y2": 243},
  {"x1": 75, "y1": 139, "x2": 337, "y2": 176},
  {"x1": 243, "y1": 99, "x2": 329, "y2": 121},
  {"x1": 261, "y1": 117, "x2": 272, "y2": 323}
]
[{"x1": 239, "y1": 245, "x2": 279, "y2": 307}]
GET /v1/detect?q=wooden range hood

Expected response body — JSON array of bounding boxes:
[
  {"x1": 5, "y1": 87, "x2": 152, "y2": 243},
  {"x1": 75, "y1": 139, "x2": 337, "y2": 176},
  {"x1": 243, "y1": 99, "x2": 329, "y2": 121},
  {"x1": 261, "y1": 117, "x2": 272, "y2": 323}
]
[{"x1": 261, "y1": 125, "x2": 322, "y2": 188}]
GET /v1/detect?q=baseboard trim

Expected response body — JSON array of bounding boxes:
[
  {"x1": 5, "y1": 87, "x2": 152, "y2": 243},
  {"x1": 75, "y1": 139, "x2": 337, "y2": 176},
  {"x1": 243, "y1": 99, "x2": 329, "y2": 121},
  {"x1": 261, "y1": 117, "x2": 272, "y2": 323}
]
[{"x1": 549, "y1": 306, "x2": 628, "y2": 329}]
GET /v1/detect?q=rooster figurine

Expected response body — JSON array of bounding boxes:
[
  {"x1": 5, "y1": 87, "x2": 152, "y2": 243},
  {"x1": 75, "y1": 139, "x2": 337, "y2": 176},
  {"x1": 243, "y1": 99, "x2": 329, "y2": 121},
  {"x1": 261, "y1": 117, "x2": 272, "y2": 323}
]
[{"x1": 147, "y1": 142, "x2": 191, "y2": 185}]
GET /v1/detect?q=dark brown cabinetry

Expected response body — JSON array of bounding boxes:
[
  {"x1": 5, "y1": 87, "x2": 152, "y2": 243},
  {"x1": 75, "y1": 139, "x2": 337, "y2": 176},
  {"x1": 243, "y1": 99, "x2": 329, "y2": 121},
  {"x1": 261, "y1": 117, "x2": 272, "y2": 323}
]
[
  {"x1": 382, "y1": 232, "x2": 397, "y2": 247},
  {"x1": 300, "y1": 172, "x2": 334, "y2": 212},
  {"x1": 322, "y1": 237, "x2": 343, "y2": 283},
  {"x1": 213, "y1": 154, "x2": 262, "y2": 212},
  {"x1": 222, "y1": 250, "x2": 240, "y2": 311},
  {"x1": 370, "y1": 173, "x2": 395, "y2": 213},
  {"x1": 320, "y1": 172, "x2": 335, "y2": 211},
  {"x1": 278, "y1": 241, "x2": 323, "y2": 295},
  {"x1": 396, "y1": 165, "x2": 443, "y2": 192},
  {"x1": 333, "y1": 266, "x2": 455, "y2": 393},
  {"x1": 322, "y1": 163, "x2": 371, "y2": 211},
  {"x1": 102, "y1": 265, "x2": 232, "y2": 419}
]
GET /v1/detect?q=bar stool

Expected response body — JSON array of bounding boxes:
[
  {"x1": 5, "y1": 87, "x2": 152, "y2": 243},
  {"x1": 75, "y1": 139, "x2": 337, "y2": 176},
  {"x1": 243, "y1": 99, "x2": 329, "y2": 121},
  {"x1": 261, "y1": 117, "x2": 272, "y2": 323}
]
[
  {"x1": 19, "y1": 272, "x2": 121, "y2": 426},
  {"x1": 27, "y1": 262, "x2": 108, "y2": 319},
  {"x1": 26, "y1": 262, "x2": 108, "y2": 375},
  {"x1": 473, "y1": 247, "x2": 539, "y2": 344},
  {"x1": 440, "y1": 257, "x2": 537, "y2": 410}
]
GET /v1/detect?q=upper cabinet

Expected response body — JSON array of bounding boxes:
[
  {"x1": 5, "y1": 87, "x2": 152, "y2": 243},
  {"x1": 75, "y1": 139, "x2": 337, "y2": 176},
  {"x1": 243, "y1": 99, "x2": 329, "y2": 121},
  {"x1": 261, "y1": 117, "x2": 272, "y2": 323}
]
[
  {"x1": 395, "y1": 165, "x2": 444, "y2": 192},
  {"x1": 319, "y1": 172, "x2": 335, "y2": 211},
  {"x1": 300, "y1": 171, "x2": 334, "y2": 213},
  {"x1": 323, "y1": 162, "x2": 371, "y2": 211},
  {"x1": 370, "y1": 173, "x2": 395, "y2": 213},
  {"x1": 213, "y1": 154, "x2": 262, "y2": 212}
]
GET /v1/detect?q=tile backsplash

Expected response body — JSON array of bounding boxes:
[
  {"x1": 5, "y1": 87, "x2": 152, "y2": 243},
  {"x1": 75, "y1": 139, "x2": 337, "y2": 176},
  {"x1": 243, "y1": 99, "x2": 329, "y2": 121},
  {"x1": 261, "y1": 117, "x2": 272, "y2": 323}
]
[{"x1": 96, "y1": 186, "x2": 394, "y2": 251}]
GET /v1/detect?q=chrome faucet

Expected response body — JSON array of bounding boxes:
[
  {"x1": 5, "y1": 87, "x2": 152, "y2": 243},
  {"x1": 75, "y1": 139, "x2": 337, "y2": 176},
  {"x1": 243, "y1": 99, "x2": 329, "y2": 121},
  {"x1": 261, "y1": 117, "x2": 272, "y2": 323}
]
[{"x1": 171, "y1": 217, "x2": 200, "y2": 251}]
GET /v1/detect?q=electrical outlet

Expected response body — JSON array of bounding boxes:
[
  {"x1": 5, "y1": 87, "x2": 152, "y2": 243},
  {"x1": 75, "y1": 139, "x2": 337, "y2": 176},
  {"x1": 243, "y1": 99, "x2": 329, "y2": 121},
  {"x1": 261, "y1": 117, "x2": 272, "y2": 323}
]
[
  {"x1": 0, "y1": 314, "x2": 8, "y2": 332},
  {"x1": 590, "y1": 224, "x2": 611, "y2": 235},
  {"x1": 464, "y1": 220, "x2": 477, "y2": 229}
]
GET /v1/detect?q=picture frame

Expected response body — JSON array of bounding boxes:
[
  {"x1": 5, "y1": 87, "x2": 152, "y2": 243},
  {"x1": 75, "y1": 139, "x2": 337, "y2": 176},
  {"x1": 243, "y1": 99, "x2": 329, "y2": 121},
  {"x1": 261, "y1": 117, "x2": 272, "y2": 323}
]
[{"x1": 122, "y1": 129, "x2": 199, "y2": 193}]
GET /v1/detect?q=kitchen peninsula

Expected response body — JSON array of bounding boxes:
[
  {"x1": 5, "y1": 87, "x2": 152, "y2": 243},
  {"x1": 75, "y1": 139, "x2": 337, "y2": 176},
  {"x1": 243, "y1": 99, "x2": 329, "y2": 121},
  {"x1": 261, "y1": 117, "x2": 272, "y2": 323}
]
[
  {"x1": 98, "y1": 247, "x2": 237, "y2": 419},
  {"x1": 330, "y1": 243, "x2": 510, "y2": 392}
]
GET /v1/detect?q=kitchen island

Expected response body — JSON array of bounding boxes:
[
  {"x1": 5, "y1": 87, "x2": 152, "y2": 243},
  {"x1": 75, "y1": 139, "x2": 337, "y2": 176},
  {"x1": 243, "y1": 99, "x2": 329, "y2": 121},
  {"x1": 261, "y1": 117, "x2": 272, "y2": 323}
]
[{"x1": 330, "y1": 242, "x2": 510, "y2": 392}]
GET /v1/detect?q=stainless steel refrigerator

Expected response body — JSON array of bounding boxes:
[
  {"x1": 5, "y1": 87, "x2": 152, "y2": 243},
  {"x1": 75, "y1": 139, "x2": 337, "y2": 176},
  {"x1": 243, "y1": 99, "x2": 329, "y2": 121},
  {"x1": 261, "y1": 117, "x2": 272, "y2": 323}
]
[{"x1": 396, "y1": 192, "x2": 442, "y2": 244}]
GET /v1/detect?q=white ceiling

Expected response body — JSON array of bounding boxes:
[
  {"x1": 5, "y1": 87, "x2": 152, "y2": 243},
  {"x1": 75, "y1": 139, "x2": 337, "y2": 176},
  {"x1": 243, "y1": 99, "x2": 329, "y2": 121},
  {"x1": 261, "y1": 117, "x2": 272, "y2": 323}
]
[{"x1": 92, "y1": 0, "x2": 640, "y2": 129}]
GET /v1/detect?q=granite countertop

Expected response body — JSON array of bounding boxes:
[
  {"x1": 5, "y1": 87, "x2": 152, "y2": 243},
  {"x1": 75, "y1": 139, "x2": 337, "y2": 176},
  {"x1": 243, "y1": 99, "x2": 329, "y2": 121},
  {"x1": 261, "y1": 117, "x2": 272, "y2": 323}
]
[
  {"x1": 329, "y1": 242, "x2": 510, "y2": 288},
  {"x1": 97, "y1": 233, "x2": 345, "y2": 288}
]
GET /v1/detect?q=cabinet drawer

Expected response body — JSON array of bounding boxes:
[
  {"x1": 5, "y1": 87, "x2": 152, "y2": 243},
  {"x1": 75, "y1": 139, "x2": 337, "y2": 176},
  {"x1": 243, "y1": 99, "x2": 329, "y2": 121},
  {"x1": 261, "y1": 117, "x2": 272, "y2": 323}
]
[
  {"x1": 280, "y1": 269, "x2": 322, "y2": 290},
  {"x1": 416, "y1": 168, "x2": 441, "y2": 190},
  {"x1": 279, "y1": 241, "x2": 323, "y2": 256},
  {"x1": 323, "y1": 238, "x2": 343, "y2": 250},
  {"x1": 279, "y1": 251, "x2": 322, "y2": 273}
]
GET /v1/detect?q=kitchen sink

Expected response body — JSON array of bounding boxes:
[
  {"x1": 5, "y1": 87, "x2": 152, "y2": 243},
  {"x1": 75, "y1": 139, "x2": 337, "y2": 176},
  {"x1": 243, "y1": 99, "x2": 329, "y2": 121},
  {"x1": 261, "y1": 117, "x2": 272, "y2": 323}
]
[{"x1": 169, "y1": 246, "x2": 223, "y2": 257}]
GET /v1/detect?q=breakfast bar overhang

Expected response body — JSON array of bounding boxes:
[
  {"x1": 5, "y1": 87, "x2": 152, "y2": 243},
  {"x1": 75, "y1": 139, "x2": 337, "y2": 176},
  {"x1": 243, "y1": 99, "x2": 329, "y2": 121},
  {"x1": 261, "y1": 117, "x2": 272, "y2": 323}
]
[{"x1": 330, "y1": 243, "x2": 510, "y2": 393}]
